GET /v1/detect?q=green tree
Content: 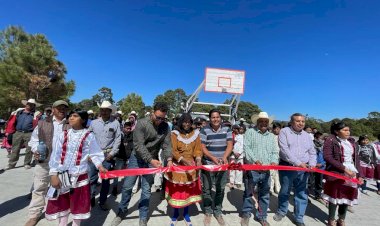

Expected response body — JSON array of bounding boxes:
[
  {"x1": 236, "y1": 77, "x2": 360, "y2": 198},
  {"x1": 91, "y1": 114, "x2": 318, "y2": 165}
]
[
  {"x1": 153, "y1": 88, "x2": 187, "y2": 118},
  {"x1": 76, "y1": 99, "x2": 97, "y2": 111},
  {"x1": 92, "y1": 87, "x2": 114, "y2": 104},
  {"x1": 0, "y1": 26, "x2": 75, "y2": 118},
  {"x1": 305, "y1": 117, "x2": 324, "y2": 132},
  {"x1": 236, "y1": 101, "x2": 261, "y2": 123},
  {"x1": 118, "y1": 93, "x2": 145, "y2": 118},
  {"x1": 368, "y1": 111, "x2": 380, "y2": 119}
]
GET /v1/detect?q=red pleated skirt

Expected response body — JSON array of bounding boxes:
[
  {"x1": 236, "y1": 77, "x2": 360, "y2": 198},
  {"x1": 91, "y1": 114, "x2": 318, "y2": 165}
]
[
  {"x1": 322, "y1": 179, "x2": 358, "y2": 206},
  {"x1": 165, "y1": 179, "x2": 202, "y2": 208},
  {"x1": 45, "y1": 174, "x2": 91, "y2": 220}
]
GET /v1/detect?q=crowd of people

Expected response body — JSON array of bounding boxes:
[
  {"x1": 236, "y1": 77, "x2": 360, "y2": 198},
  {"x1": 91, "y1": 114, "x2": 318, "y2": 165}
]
[{"x1": 1, "y1": 98, "x2": 380, "y2": 226}]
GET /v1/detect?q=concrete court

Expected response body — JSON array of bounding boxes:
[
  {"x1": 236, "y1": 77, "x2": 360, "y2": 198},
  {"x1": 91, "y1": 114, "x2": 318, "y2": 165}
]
[{"x1": 0, "y1": 147, "x2": 379, "y2": 226}]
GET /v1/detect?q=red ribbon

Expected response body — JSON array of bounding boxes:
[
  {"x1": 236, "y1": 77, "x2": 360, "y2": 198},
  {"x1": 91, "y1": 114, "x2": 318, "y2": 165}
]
[{"x1": 100, "y1": 163, "x2": 361, "y2": 184}]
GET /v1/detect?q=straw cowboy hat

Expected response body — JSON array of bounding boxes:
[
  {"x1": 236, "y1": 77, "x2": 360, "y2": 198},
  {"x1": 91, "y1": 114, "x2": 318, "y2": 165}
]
[
  {"x1": 87, "y1": 110, "x2": 94, "y2": 114},
  {"x1": 97, "y1": 101, "x2": 117, "y2": 114},
  {"x1": 21, "y1": 98, "x2": 42, "y2": 107},
  {"x1": 251, "y1": 112, "x2": 274, "y2": 125},
  {"x1": 116, "y1": 110, "x2": 123, "y2": 115},
  {"x1": 239, "y1": 118, "x2": 246, "y2": 122},
  {"x1": 130, "y1": 110, "x2": 138, "y2": 116}
]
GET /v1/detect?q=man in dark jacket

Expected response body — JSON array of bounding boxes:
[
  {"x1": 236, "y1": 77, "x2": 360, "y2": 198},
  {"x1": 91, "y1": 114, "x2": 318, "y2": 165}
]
[{"x1": 110, "y1": 102, "x2": 173, "y2": 226}]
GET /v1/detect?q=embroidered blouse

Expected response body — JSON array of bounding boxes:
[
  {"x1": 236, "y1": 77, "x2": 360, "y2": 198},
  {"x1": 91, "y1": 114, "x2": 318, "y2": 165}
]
[
  {"x1": 49, "y1": 128, "x2": 104, "y2": 176},
  {"x1": 164, "y1": 129, "x2": 202, "y2": 184}
]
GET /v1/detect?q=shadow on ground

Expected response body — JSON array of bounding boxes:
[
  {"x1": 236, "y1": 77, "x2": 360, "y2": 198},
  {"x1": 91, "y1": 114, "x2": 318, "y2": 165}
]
[{"x1": 0, "y1": 194, "x2": 30, "y2": 218}]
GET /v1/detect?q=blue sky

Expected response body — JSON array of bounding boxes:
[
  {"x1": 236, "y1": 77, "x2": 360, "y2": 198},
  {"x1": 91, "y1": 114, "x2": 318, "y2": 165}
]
[{"x1": 1, "y1": 0, "x2": 379, "y2": 121}]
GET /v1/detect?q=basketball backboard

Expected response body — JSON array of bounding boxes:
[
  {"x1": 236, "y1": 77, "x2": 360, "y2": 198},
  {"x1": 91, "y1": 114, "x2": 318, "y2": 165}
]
[{"x1": 204, "y1": 67, "x2": 245, "y2": 94}]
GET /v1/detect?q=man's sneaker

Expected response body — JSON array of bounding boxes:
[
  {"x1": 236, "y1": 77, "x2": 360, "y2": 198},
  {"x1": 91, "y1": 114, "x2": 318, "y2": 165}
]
[
  {"x1": 99, "y1": 203, "x2": 110, "y2": 211},
  {"x1": 327, "y1": 219, "x2": 337, "y2": 226},
  {"x1": 241, "y1": 217, "x2": 249, "y2": 226},
  {"x1": 337, "y1": 219, "x2": 346, "y2": 226},
  {"x1": 214, "y1": 215, "x2": 226, "y2": 226},
  {"x1": 273, "y1": 213, "x2": 284, "y2": 222},
  {"x1": 203, "y1": 214, "x2": 212, "y2": 226},
  {"x1": 30, "y1": 160, "x2": 36, "y2": 167},
  {"x1": 110, "y1": 216, "x2": 123, "y2": 226},
  {"x1": 24, "y1": 164, "x2": 31, "y2": 169},
  {"x1": 139, "y1": 219, "x2": 148, "y2": 226},
  {"x1": 25, "y1": 217, "x2": 38, "y2": 226}
]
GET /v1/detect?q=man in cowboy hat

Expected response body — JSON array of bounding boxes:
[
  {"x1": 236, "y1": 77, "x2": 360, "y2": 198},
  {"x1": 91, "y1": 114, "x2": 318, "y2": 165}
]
[
  {"x1": 25, "y1": 100, "x2": 70, "y2": 226},
  {"x1": 7, "y1": 98, "x2": 42, "y2": 170},
  {"x1": 273, "y1": 113, "x2": 316, "y2": 226},
  {"x1": 241, "y1": 112, "x2": 278, "y2": 226},
  {"x1": 88, "y1": 100, "x2": 121, "y2": 210}
]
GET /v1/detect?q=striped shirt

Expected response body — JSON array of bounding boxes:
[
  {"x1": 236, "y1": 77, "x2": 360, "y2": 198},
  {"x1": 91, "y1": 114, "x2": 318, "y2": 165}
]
[
  {"x1": 200, "y1": 125, "x2": 233, "y2": 160},
  {"x1": 244, "y1": 128, "x2": 279, "y2": 165}
]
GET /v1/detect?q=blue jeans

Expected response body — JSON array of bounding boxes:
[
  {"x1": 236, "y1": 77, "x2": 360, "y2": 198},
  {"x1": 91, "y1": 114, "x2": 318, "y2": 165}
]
[
  {"x1": 242, "y1": 171, "x2": 271, "y2": 220},
  {"x1": 117, "y1": 153, "x2": 154, "y2": 220},
  {"x1": 277, "y1": 170, "x2": 309, "y2": 223},
  {"x1": 201, "y1": 170, "x2": 228, "y2": 216},
  {"x1": 88, "y1": 158, "x2": 114, "y2": 205},
  {"x1": 112, "y1": 158, "x2": 127, "y2": 187}
]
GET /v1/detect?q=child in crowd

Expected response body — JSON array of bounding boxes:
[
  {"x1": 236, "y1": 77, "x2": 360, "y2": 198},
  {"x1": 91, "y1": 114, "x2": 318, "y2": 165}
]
[
  {"x1": 46, "y1": 109, "x2": 107, "y2": 226},
  {"x1": 357, "y1": 135, "x2": 377, "y2": 194}
]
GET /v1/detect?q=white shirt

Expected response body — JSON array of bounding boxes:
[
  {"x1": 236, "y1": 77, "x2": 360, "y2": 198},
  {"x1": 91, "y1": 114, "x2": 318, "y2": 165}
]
[
  {"x1": 232, "y1": 134, "x2": 244, "y2": 159},
  {"x1": 49, "y1": 128, "x2": 104, "y2": 176},
  {"x1": 28, "y1": 116, "x2": 66, "y2": 153},
  {"x1": 338, "y1": 137, "x2": 358, "y2": 173}
]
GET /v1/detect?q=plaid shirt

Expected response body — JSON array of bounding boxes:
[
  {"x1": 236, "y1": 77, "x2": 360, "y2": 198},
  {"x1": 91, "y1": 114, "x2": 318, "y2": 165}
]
[{"x1": 244, "y1": 128, "x2": 279, "y2": 164}]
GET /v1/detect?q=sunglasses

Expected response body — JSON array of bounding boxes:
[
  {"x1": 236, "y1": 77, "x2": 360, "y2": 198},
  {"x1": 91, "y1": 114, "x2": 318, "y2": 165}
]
[{"x1": 154, "y1": 114, "x2": 166, "y2": 121}]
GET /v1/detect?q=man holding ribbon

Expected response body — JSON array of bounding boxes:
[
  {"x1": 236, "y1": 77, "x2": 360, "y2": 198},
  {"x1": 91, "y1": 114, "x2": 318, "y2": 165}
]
[
  {"x1": 241, "y1": 112, "x2": 278, "y2": 226},
  {"x1": 111, "y1": 102, "x2": 172, "y2": 226},
  {"x1": 273, "y1": 113, "x2": 316, "y2": 226},
  {"x1": 200, "y1": 109, "x2": 233, "y2": 226}
]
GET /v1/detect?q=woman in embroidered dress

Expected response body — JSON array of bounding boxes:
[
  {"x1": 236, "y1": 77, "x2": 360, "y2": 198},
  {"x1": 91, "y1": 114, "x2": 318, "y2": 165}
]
[
  {"x1": 46, "y1": 109, "x2": 106, "y2": 226},
  {"x1": 322, "y1": 121, "x2": 363, "y2": 226},
  {"x1": 164, "y1": 113, "x2": 202, "y2": 226},
  {"x1": 357, "y1": 135, "x2": 377, "y2": 194}
]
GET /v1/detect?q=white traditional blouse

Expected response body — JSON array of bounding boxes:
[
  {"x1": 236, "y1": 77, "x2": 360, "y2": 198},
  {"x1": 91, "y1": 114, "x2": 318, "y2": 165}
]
[
  {"x1": 49, "y1": 128, "x2": 104, "y2": 176},
  {"x1": 337, "y1": 137, "x2": 358, "y2": 173}
]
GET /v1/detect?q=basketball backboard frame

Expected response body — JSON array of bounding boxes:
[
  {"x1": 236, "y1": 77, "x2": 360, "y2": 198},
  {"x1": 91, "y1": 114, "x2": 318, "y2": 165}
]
[{"x1": 204, "y1": 67, "x2": 245, "y2": 94}]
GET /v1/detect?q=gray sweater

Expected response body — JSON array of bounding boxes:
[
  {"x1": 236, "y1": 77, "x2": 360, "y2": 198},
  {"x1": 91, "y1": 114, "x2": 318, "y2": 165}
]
[{"x1": 133, "y1": 117, "x2": 172, "y2": 164}]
